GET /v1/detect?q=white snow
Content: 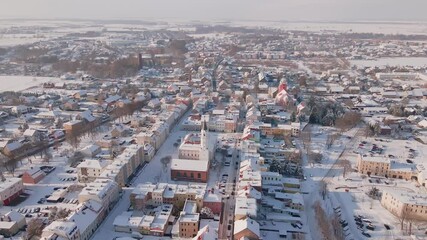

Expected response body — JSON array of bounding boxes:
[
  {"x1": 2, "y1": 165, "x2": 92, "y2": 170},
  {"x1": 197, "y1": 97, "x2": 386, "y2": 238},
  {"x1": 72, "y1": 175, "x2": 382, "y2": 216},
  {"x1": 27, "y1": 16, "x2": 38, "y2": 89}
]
[{"x1": 0, "y1": 75, "x2": 65, "y2": 93}]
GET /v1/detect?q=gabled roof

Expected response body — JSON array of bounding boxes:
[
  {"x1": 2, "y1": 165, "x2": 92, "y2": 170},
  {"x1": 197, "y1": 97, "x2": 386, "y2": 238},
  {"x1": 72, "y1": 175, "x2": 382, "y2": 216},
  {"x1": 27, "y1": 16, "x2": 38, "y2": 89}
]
[{"x1": 234, "y1": 217, "x2": 260, "y2": 238}]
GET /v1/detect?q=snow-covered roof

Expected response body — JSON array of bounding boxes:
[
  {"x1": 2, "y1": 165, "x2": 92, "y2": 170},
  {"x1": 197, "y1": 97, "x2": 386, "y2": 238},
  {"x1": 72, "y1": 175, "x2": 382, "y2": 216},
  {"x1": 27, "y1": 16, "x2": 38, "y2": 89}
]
[
  {"x1": 383, "y1": 189, "x2": 427, "y2": 207},
  {"x1": 0, "y1": 178, "x2": 22, "y2": 194},
  {"x1": 233, "y1": 217, "x2": 260, "y2": 238},
  {"x1": 77, "y1": 159, "x2": 109, "y2": 170},
  {"x1": 235, "y1": 197, "x2": 257, "y2": 218},
  {"x1": 171, "y1": 159, "x2": 209, "y2": 172},
  {"x1": 24, "y1": 167, "x2": 45, "y2": 179},
  {"x1": 0, "y1": 210, "x2": 25, "y2": 229}
]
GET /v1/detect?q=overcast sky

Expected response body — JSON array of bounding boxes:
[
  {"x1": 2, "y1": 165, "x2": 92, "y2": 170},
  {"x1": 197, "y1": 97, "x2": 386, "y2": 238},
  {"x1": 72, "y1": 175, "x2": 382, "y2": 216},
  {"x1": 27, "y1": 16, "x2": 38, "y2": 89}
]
[{"x1": 1, "y1": 0, "x2": 426, "y2": 22}]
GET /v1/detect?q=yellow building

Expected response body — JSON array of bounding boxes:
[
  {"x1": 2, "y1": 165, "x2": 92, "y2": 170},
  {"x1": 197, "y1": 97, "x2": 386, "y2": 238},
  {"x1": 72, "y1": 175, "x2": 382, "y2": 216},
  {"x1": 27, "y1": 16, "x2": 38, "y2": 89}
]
[{"x1": 381, "y1": 190, "x2": 427, "y2": 221}]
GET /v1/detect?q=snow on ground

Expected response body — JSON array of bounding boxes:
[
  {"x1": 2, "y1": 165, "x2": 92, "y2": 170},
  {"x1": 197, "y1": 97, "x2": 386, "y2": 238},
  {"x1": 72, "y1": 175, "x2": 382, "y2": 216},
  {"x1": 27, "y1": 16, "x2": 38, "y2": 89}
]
[
  {"x1": 0, "y1": 152, "x2": 80, "y2": 218},
  {"x1": 300, "y1": 123, "x2": 427, "y2": 239},
  {"x1": 298, "y1": 124, "x2": 364, "y2": 240},
  {"x1": 92, "y1": 112, "x2": 235, "y2": 239},
  {"x1": 0, "y1": 75, "x2": 65, "y2": 92}
]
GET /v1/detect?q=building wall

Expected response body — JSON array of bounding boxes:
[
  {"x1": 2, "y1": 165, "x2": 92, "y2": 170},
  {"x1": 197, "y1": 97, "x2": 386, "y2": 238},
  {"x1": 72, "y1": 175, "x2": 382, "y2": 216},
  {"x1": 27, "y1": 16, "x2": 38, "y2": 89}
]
[
  {"x1": 179, "y1": 149, "x2": 200, "y2": 160},
  {"x1": 22, "y1": 172, "x2": 45, "y2": 184},
  {"x1": 381, "y1": 191, "x2": 427, "y2": 221},
  {"x1": 77, "y1": 167, "x2": 103, "y2": 182},
  {"x1": 179, "y1": 221, "x2": 199, "y2": 238},
  {"x1": 0, "y1": 180, "x2": 24, "y2": 206},
  {"x1": 171, "y1": 170, "x2": 208, "y2": 183},
  {"x1": 357, "y1": 156, "x2": 415, "y2": 180}
]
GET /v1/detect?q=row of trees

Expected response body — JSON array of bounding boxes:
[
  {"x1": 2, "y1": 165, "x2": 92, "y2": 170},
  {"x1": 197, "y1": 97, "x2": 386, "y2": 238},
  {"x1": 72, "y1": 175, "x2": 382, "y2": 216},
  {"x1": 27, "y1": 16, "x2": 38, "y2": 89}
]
[
  {"x1": 52, "y1": 55, "x2": 140, "y2": 79},
  {"x1": 313, "y1": 200, "x2": 335, "y2": 240}
]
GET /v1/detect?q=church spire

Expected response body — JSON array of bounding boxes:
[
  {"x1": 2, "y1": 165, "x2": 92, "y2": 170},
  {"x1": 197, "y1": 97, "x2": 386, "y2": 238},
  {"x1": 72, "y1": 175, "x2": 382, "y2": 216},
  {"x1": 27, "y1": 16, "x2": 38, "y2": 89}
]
[{"x1": 202, "y1": 120, "x2": 208, "y2": 131}]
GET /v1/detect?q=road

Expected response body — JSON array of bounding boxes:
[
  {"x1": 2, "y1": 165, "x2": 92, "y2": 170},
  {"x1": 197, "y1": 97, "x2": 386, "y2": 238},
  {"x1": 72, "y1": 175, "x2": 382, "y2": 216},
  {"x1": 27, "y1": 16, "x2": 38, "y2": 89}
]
[
  {"x1": 91, "y1": 108, "x2": 192, "y2": 240},
  {"x1": 299, "y1": 123, "x2": 365, "y2": 240},
  {"x1": 218, "y1": 139, "x2": 239, "y2": 240},
  {"x1": 323, "y1": 124, "x2": 368, "y2": 240}
]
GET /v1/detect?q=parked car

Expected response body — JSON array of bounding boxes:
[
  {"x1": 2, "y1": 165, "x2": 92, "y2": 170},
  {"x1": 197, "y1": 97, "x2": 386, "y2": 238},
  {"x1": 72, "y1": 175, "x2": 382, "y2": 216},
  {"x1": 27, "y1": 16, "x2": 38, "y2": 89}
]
[{"x1": 362, "y1": 232, "x2": 371, "y2": 238}]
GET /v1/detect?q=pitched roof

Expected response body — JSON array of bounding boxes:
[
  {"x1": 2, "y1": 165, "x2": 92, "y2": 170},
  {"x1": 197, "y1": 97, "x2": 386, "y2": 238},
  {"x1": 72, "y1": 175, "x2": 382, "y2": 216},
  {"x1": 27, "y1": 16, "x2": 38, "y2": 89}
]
[{"x1": 234, "y1": 217, "x2": 260, "y2": 238}]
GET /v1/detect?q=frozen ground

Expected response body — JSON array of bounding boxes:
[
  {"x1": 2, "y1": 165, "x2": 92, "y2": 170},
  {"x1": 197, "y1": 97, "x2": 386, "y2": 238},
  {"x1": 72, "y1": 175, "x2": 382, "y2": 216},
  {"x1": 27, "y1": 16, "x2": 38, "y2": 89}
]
[
  {"x1": 298, "y1": 124, "x2": 365, "y2": 240},
  {"x1": 350, "y1": 57, "x2": 427, "y2": 68},
  {"x1": 300, "y1": 122, "x2": 427, "y2": 239},
  {"x1": 0, "y1": 75, "x2": 65, "y2": 92}
]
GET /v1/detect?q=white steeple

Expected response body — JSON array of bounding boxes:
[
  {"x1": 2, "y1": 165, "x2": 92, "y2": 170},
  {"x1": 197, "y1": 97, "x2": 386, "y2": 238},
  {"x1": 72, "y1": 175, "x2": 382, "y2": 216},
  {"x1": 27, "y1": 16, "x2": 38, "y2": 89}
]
[
  {"x1": 201, "y1": 119, "x2": 208, "y2": 150},
  {"x1": 200, "y1": 117, "x2": 210, "y2": 161}
]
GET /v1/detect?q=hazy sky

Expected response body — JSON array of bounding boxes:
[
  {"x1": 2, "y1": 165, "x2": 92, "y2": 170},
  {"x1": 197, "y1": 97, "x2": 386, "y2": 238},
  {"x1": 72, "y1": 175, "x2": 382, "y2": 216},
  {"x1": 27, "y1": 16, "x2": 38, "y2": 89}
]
[{"x1": 1, "y1": 0, "x2": 427, "y2": 22}]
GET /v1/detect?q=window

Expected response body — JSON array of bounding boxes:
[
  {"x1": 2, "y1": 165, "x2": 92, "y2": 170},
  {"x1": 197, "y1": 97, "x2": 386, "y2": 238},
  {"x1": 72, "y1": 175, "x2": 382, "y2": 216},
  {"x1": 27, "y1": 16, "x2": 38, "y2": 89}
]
[{"x1": 198, "y1": 173, "x2": 201, "y2": 178}]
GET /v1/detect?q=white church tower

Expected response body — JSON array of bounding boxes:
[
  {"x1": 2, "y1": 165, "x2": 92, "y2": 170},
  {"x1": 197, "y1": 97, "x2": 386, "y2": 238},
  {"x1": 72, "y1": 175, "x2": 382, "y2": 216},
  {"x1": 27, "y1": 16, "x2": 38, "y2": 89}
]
[{"x1": 200, "y1": 118, "x2": 210, "y2": 161}]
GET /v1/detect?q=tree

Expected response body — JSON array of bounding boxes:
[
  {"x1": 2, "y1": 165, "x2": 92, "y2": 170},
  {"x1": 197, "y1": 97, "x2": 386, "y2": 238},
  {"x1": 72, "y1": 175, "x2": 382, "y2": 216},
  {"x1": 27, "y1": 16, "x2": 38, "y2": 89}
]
[
  {"x1": 338, "y1": 159, "x2": 352, "y2": 178},
  {"x1": 160, "y1": 155, "x2": 172, "y2": 169},
  {"x1": 65, "y1": 131, "x2": 81, "y2": 150},
  {"x1": 48, "y1": 207, "x2": 58, "y2": 221},
  {"x1": 68, "y1": 151, "x2": 84, "y2": 167},
  {"x1": 308, "y1": 150, "x2": 323, "y2": 164},
  {"x1": 26, "y1": 218, "x2": 44, "y2": 239},
  {"x1": 335, "y1": 111, "x2": 361, "y2": 132},
  {"x1": 290, "y1": 111, "x2": 296, "y2": 122},
  {"x1": 319, "y1": 180, "x2": 327, "y2": 200},
  {"x1": 200, "y1": 207, "x2": 214, "y2": 219},
  {"x1": 43, "y1": 151, "x2": 53, "y2": 164},
  {"x1": 269, "y1": 159, "x2": 283, "y2": 173},
  {"x1": 1, "y1": 157, "x2": 18, "y2": 176},
  {"x1": 287, "y1": 150, "x2": 302, "y2": 164},
  {"x1": 307, "y1": 96, "x2": 316, "y2": 112},
  {"x1": 313, "y1": 200, "x2": 333, "y2": 239},
  {"x1": 56, "y1": 208, "x2": 71, "y2": 219},
  {"x1": 300, "y1": 125, "x2": 312, "y2": 150},
  {"x1": 398, "y1": 205, "x2": 409, "y2": 231},
  {"x1": 110, "y1": 141, "x2": 120, "y2": 159}
]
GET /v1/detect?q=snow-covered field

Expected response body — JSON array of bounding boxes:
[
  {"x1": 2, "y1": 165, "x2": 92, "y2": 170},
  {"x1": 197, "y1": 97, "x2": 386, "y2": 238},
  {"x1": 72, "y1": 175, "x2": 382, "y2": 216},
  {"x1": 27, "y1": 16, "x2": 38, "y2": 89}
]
[
  {"x1": 230, "y1": 21, "x2": 427, "y2": 35},
  {"x1": 350, "y1": 57, "x2": 427, "y2": 68},
  {"x1": 300, "y1": 123, "x2": 427, "y2": 239},
  {"x1": 0, "y1": 75, "x2": 64, "y2": 92}
]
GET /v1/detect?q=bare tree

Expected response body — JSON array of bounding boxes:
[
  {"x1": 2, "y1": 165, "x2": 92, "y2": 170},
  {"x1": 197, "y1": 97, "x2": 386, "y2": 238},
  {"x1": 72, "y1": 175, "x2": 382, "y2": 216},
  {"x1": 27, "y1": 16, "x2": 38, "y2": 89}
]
[
  {"x1": 160, "y1": 155, "x2": 172, "y2": 169},
  {"x1": 338, "y1": 159, "x2": 352, "y2": 178},
  {"x1": 42, "y1": 151, "x2": 53, "y2": 164},
  {"x1": 326, "y1": 133, "x2": 340, "y2": 149},
  {"x1": 26, "y1": 218, "x2": 44, "y2": 239},
  {"x1": 319, "y1": 180, "x2": 328, "y2": 200},
  {"x1": 68, "y1": 151, "x2": 84, "y2": 167},
  {"x1": 332, "y1": 214, "x2": 345, "y2": 240},
  {"x1": 287, "y1": 150, "x2": 302, "y2": 164},
  {"x1": 313, "y1": 200, "x2": 334, "y2": 240},
  {"x1": 65, "y1": 131, "x2": 81, "y2": 150},
  {"x1": 364, "y1": 124, "x2": 374, "y2": 138},
  {"x1": 1, "y1": 158, "x2": 18, "y2": 176},
  {"x1": 398, "y1": 205, "x2": 409, "y2": 231},
  {"x1": 56, "y1": 208, "x2": 71, "y2": 219},
  {"x1": 308, "y1": 150, "x2": 323, "y2": 164},
  {"x1": 335, "y1": 111, "x2": 361, "y2": 133},
  {"x1": 301, "y1": 125, "x2": 312, "y2": 150}
]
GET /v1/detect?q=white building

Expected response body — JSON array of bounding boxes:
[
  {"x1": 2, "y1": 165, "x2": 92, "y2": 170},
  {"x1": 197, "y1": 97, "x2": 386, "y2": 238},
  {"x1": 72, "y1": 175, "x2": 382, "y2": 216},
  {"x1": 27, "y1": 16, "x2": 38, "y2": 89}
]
[
  {"x1": 0, "y1": 178, "x2": 24, "y2": 206},
  {"x1": 78, "y1": 179, "x2": 120, "y2": 210},
  {"x1": 76, "y1": 159, "x2": 110, "y2": 183}
]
